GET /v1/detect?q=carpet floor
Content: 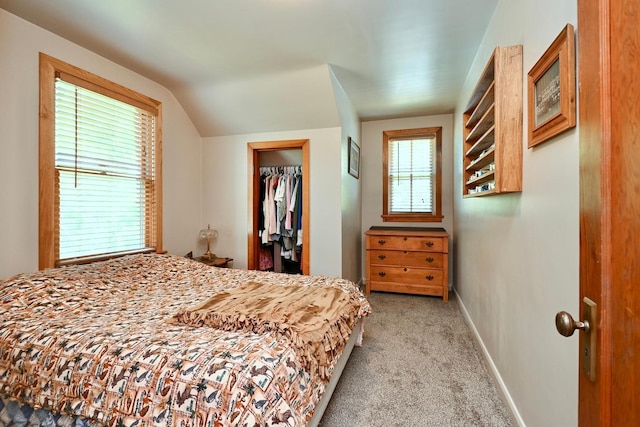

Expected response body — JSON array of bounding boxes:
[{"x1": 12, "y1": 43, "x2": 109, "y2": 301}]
[{"x1": 319, "y1": 291, "x2": 514, "y2": 427}]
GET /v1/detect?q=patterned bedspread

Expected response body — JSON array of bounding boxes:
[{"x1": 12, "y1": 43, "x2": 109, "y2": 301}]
[{"x1": 0, "y1": 254, "x2": 370, "y2": 426}]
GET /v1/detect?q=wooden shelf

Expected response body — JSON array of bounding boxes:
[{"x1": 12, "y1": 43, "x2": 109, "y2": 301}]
[
  {"x1": 465, "y1": 126, "x2": 495, "y2": 157},
  {"x1": 465, "y1": 104, "x2": 495, "y2": 143},
  {"x1": 466, "y1": 148, "x2": 494, "y2": 171},
  {"x1": 464, "y1": 188, "x2": 497, "y2": 198},
  {"x1": 466, "y1": 170, "x2": 495, "y2": 186},
  {"x1": 462, "y1": 45, "x2": 522, "y2": 196},
  {"x1": 465, "y1": 81, "x2": 495, "y2": 128},
  {"x1": 465, "y1": 58, "x2": 495, "y2": 111}
]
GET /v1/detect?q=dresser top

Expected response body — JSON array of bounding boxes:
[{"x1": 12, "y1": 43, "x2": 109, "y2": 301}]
[{"x1": 366, "y1": 226, "x2": 449, "y2": 237}]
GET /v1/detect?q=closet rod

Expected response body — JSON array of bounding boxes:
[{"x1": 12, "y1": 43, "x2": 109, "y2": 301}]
[{"x1": 259, "y1": 165, "x2": 301, "y2": 175}]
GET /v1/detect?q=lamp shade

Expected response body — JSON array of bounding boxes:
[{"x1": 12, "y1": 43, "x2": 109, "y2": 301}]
[{"x1": 199, "y1": 225, "x2": 218, "y2": 240}]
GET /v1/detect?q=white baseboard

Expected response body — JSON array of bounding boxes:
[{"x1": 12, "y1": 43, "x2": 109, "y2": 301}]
[{"x1": 453, "y1": 289, "x2": 526, "y2": 427}]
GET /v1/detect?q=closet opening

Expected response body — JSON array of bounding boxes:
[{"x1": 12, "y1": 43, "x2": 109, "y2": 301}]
[{"x1": 247, "y1": 140, "x2": 310, "y2": 275}]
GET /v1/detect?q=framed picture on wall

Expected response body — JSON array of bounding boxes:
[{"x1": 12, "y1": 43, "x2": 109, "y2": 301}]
[
  {"x1": 348, "y1": 137, "x2": 360, "y2": 179},
  {"x1": 527, "y1": 23, "x2": 576, "y2": 148}
]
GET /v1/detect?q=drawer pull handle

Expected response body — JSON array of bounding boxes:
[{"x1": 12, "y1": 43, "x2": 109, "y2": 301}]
[
  {"x1": 403, "y1": 267, "x2": 407, "y2": 272},
  {"x1": 378, "y1": 239, "x2": 386, "y2": 245},
  {"x1": 378, "y1": 272, "x2": 386, "y2": 277},
  {"x1": 426, "y1": 241, "x2": 434, "y2": 247},
  {"x1": 426, "y1": 257, "x2": 434, "y2": 263},
  {"x1": 403, "y1": 237, "x2": 407, "y2": 241},
  {"x1": 426, "y1": 275, "x2": 434, "y2": 281},
  {"x1": 378, "y1": 254, "x2": 386, "y2": 260}
]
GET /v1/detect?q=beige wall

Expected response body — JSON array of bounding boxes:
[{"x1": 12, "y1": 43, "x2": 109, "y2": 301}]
[
  {"x1": 453, "y1": 0, "x2": 579, "y2": 425},
  {"x1": 198, "y1": 70, "x2": 356, "y2": 280},
  {"x1": 0, "y1": 10, "x2": 203, "y2": 279},
  {"x1": 361, "y1": 114, "x2": 455, "y2": 286},
  {"x1": 331, "y1": 69, "x2": 363, "y2": 285},
  {"x1": 201, "y1": 127, "x2": 344, "y2": 278}
]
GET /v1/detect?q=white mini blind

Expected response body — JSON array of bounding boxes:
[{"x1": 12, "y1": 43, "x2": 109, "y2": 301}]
[
  {"x1": 54, "y1": 77, "x2": 157, "y2": 262},
  {"x1": 388, "y1": 136, "x2": 435, "y2": 213}
]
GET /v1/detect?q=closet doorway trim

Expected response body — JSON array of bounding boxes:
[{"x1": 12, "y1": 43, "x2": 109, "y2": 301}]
[{"x1": 247, "y1": 139, "x2": 310, "y2": 274}]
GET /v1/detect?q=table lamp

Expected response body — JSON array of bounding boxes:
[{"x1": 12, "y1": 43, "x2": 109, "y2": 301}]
[{"x1": 199, "y1": 224, "x2": 218, "y2": 259}]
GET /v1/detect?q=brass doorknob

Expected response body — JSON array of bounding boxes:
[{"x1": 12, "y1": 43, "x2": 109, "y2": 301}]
[{"x1": 555, "y1": 311, "x2": 590, "y2": 337}]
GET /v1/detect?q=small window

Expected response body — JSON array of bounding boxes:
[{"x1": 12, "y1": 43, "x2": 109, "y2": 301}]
[
  {"x1": 382, "y1": 127, "x2": 443, "y2": 222},
  {"x1": 39, "y1": 54, "x2": 163, "y2": 268}
]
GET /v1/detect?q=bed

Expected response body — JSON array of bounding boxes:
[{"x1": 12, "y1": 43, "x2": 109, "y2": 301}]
[{"x1": 0, "y1": 254, "x2": 370, "y2": 426}]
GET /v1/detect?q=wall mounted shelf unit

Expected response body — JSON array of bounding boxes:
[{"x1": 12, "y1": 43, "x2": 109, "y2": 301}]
[{"x1": 463, "y1": 45, "x2": 523, "y2": 197}]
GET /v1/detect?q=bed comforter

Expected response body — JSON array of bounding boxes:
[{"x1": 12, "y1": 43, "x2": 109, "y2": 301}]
[{"x1": 0, "y1": 254, "x2": 370, "y2": 426}]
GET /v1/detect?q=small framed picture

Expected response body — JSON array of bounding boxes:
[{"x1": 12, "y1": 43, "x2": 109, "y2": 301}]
[
  {"x1": 348, "y1": 137, "x2": 360, "y2": 179},
  {"x1": 527, "y1": 24, "x2": 576, "y2": 148}
]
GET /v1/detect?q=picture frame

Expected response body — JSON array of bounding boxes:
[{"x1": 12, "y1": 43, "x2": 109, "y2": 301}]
[
  {"x1": 527, "y1": 23, "x2": 576, "y2": 148},
  {"x1": 348, "y1": 137, "x2": 360, "y2": 179}
]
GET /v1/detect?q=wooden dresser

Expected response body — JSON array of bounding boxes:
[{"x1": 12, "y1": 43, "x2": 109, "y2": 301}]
[{"x1": 365, "y1": 227, "x2": 449, "y2": 301}]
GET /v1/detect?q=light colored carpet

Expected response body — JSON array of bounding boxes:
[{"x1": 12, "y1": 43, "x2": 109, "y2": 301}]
[{"x1": 319, "y1": 292, "x2": 514, "y2": 427}]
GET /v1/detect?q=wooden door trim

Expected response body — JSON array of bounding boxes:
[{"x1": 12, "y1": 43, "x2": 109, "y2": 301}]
[
  {"x1": 578, "y1": 0, "x2": 640, "y2": 425},
  {"x1": 247, "y1": 139, "x2": 310, "y2": 274},
  {"x1": 578, "y1": 0, "x2": 611, "y2": 424},
  {"x1": 578, "y1": 0, "x2": 610, "y2": 426},
  {"x1": 607, "y1": 0, "x2": 640, "y2": 423}
]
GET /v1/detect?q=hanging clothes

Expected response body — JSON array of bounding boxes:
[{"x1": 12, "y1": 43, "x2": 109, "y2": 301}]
[{"x1": 257, "y1": 166, "x2": 302, "y2": 273}]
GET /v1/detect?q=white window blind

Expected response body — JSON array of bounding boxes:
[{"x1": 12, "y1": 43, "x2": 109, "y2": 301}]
[
  {"x1": 54, "y1": 77, "x2": 157, "y2": 262},
  {"x1": 388, "y1": 136, "x2": 435, "y2": 213}
]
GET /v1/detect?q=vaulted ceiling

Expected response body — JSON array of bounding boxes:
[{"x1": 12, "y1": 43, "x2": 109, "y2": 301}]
[{"x1": 0, "y1": 0, "x2": 498, "y2": 137}]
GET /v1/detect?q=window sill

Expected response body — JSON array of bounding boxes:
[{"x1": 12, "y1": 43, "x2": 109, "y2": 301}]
[
  {"x1": 56, "y1": 248, "x2": 158, "y2": 267},
  {"x1": 382, "y1": 214, "x2": 444, "y2": 223}
]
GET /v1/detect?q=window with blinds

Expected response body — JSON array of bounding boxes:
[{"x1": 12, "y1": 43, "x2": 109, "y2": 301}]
[
  {"x1": 55, "y1": 79, "x2": 156, "y2": 261},
  {"x1": 388, "y1": 137, "x2": 435, "y2": 213},
  {"x1": 39, "y1": 54, "x2": 162, "y2": 268},
  {"x1": 382, "y1": 127, "x2": 443, "y2": 222}
]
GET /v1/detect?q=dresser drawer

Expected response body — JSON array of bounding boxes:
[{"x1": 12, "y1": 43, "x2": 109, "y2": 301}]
[
  {"x1": 369, "y1": 250, "x2": 444, "y2": 269},
  {"x1": 368, "y1": 235, "x2": 445, "y2": 252},
  {"x1": 369, "y1": 281, "x2": 445, "y2": 297},
  {"x1": 370, "y1": 266, "x2": 443, "y2": 286}
]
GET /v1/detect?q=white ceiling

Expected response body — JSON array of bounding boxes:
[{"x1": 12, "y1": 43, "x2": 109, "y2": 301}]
[{"x1": 1, "y1": 0, "x2": 498, "y2": 137}]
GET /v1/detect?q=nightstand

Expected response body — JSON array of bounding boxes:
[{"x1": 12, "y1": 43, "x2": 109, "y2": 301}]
[{"x1": 193, "y1": 256, "x2": 233, "y2": 268}]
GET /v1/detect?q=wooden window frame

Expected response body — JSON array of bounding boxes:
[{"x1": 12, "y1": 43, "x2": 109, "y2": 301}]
[
  {"x1": 39, "y1": 53, "x2": 163, "y2": 269},
  {"x1": 382, "y1": 127, "x2": 443, "y2": 222}
]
